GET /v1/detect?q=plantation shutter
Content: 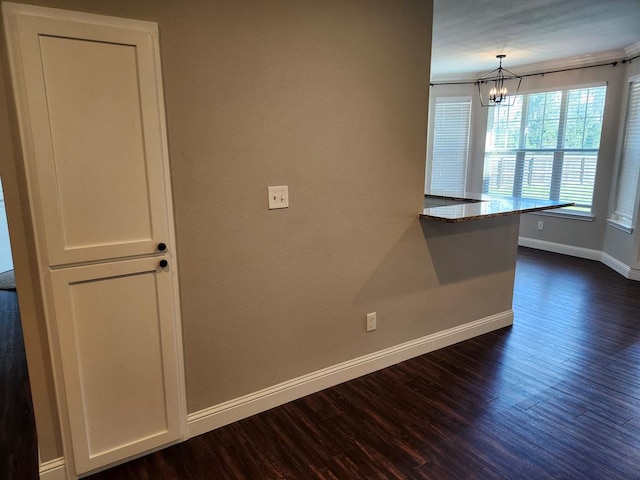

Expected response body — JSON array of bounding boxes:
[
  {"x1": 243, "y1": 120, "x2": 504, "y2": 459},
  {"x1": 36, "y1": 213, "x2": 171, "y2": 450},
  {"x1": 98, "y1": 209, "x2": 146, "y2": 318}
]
[
  {"x1": 431, "y1": 97, "x2": 471, "y2": 194},
  {"x1": 613, "y1": 80, "x2": 640, "y2": 225},
  {"x1": 558, "y1": 87, "x2": 606, "y2": 208}
]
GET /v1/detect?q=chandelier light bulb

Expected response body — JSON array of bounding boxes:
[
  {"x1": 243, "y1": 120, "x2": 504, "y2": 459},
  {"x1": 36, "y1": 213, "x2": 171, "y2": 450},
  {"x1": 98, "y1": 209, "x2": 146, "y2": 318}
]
[{"x1": 476, "y1": 54, "x2": 522, "y2": 107}]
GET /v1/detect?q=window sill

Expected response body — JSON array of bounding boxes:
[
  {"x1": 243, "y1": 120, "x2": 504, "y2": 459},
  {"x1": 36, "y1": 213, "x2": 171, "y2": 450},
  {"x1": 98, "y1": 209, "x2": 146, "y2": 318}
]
[
  {"x1": 525, "y1": 209, "x2": 594, "y2": 222},
  {"x1": 607, "y1": 218, "x2": 634, "y2": 234}
]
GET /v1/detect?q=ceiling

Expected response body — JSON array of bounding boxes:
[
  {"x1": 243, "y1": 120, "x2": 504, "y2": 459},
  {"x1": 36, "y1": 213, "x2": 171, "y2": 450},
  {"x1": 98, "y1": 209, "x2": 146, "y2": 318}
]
[{"x1": 431, "y1": 0, "x2": 640, "y2": 81}]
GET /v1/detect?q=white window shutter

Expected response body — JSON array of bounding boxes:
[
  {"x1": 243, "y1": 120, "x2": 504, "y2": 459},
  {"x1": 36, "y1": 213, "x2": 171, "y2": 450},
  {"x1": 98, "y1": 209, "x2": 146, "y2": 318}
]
[
  {"x1": 430, "y1": 97, "x2": 471, "y2": 195},
  {"x1": 613, "y1": 80, "x2": 640, "y2": 226}
]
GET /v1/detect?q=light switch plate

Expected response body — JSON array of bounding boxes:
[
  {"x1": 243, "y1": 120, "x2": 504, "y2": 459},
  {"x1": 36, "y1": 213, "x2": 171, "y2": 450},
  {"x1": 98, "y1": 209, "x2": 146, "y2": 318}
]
[
  {"x1": 268, "y1": 186, "x2": 289, "y2": 209},
  {"x1": 366, "y1": 312, "x2": 377, "y2": 332}
]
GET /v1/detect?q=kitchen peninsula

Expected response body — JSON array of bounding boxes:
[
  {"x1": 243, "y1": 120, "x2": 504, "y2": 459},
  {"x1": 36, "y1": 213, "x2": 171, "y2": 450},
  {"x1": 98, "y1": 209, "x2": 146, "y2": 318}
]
[
  {"x1": 418, "y1": 192, "x2": 573, "y2": 335},
  {"x1": 421, "y1": 193, "x2": 573, "y2": 222}
]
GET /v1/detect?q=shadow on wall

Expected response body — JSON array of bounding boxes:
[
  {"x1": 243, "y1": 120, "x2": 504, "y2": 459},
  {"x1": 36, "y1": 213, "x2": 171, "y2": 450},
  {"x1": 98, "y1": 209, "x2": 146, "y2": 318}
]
[
  {"x1": 420, "y1": 215, "x2": 520, "y2": 285},
  {"x1": 353, "y1": 218, "x2": 439, "y2": 306},
  {"x1": 351, "y1": 215, "x2": 520, "y2": 338},
  {"x1": 353, "y1": 215, "x2": 521, "y2": 306}
]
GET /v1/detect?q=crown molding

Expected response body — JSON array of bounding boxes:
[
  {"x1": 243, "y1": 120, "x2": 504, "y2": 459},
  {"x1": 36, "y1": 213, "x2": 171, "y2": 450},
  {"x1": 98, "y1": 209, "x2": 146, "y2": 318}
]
[
  {"x1": 625, "y1": 41, "x2": 640, "y2": 58},
  {"x1": 512, "y1": 49, "x2": 625, "y2": 76},
  {"x1": 431, "y1": 48, "x2": 629, "y2": 84}
]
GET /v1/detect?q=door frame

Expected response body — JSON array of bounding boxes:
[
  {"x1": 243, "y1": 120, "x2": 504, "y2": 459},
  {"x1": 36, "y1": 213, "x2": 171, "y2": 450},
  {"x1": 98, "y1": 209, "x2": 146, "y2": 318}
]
[{"x1": 0, "y1": 3, "x2": 187, "y2": 478}]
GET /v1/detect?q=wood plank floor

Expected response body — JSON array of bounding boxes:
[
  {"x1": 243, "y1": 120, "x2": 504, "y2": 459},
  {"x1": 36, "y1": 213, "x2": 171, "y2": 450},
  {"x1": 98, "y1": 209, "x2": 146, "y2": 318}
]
[
  {"x1": 84, "y1": 247, "x2": 640, "y2": 479},
  {"x1": 0, "y1": 290, "x2": 38, "y2": 480},
  {"x1": 5, "y1": 248, "x2": 640, "y2": 478}
]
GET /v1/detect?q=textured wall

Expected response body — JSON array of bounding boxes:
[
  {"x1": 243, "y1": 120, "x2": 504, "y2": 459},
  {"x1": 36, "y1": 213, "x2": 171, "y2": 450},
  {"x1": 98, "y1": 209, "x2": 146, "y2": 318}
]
[{"x1": 1, "y1": 0, "x2": 518, "y2": 464}]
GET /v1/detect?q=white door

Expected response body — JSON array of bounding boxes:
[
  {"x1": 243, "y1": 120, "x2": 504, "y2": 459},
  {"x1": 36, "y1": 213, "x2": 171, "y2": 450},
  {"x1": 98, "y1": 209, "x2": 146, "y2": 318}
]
[
  {"x1": 2, "y1": 3, "x2": 185, "y2": 476},
  {"x1": 7, "y1": 3, "x2": 172, "y2": 267},
  {"x1": 50, "y1": 257, "x2": 182, "y2": 473}
]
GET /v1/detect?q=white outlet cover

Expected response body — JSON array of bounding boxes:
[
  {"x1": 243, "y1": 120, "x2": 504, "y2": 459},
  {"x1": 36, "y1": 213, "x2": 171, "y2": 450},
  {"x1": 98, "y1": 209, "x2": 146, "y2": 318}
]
[{"x1": 268, "y1": 186, "x2": 289, "y2": 209}]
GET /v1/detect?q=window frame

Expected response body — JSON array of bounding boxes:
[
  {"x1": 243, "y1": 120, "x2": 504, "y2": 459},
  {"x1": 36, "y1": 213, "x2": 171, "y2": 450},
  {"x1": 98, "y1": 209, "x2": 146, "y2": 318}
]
[{"x1": 482, "y1": 83, "x2": 607, "y2": 214}]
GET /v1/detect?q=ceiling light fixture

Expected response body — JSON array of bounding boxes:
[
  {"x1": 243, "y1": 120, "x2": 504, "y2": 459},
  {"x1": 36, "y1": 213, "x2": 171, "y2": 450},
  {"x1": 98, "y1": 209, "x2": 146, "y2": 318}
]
[{"x1": 476, "y1": 54, "x2": 522, "y2": 107}]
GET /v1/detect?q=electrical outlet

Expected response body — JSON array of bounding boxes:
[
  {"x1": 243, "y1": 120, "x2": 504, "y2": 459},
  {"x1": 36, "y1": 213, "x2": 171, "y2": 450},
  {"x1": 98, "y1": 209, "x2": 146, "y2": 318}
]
[
  {"x1": 366, "y1": 312, "x2": 377, "y2": 332},
  {"x1": 537, "y1": 221, "x2": 544, "y2": 231},
  {"x1": 268, "y1": 186, "x2": 289, "y2": 209}
]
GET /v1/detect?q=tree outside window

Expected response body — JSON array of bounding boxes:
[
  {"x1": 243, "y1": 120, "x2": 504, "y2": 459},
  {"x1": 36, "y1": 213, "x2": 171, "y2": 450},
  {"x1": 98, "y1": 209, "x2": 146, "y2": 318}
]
[{"x1": 483, "y1": 85, "x2": 607, "y2": 212}]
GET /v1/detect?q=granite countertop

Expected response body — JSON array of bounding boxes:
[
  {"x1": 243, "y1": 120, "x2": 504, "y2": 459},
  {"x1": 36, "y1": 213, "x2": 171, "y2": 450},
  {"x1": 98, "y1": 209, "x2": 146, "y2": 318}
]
[{"x1": 421, "y1": 192, "x2": 574, "y2": 222}]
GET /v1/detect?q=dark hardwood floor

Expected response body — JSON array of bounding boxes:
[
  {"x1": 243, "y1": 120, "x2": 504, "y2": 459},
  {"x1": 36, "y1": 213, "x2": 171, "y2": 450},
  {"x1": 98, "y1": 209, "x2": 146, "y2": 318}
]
[
  {"x1": 0, "y1": 289, "x2": 38, "y2": 480},
  {"x1": 6, "y1": 248, "x2": 640, "y2": 478},
  {"x1": 84, "y1": 247, "x2": 640, "y2": 479}
]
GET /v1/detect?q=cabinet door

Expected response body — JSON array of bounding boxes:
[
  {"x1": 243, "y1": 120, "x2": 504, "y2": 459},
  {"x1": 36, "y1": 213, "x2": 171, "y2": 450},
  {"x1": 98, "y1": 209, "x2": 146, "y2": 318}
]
[
  {"x1": 49, "y1": 256, "x2": 181, "y2": 474},
  {"x1": 3, "y1": 5, "x2": 185, "y2": 475},
  {"x1": 9, "y1": 8, "x2": 172, "y2": 266}
]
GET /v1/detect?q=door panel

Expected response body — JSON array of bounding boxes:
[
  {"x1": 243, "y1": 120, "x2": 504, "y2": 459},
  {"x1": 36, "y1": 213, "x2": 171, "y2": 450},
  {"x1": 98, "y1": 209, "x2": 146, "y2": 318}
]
[
  {"x1": 3, "y1": 4, "x2": 185, "y2": 477},
  {"x1": 16, "y1": 13, "x2": 171, "y2": 266},
  {"x1": 51, "y1": 257, "x2": 181, "y2": 474},
  {"x1": 39, "y1": 36, "x2": 153, "y2": 252}
]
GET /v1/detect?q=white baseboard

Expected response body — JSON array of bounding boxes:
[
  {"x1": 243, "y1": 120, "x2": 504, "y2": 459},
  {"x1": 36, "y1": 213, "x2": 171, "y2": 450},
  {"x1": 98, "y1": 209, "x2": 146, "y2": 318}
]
[
  {"x1": 40, "y1": 457, "x2": 66, "y2": 480},
  {"x1": 37, "y1": 312, "x2": 514, "y2": 478},
  {"x1": 518, "y1": 237, "x2": 602, "y2": 261},
  {"x1": 519, "y1": 237, "x2": 640, "y2": 280},
  {"x1": 601, "y1": 252, "x2": 631, "y2": 278},
  {"x1": 187, "y1": 310, "x2": 514, "y2": 438},
  {"x1": 601, "y1": 252, "x2": 640, "y2": 280}
]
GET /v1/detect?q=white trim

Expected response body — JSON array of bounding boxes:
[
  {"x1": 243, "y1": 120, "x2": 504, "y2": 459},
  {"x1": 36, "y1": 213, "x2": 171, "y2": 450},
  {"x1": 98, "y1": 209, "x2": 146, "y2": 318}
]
[
  {"x1": 518, "y1": 237, "x2": 602, "y2": 261},
  {"x1": 431, "y1": 49, "x2": 626, "y2": 83},
  {"x1": 625, "y1": 42, "x2": 640, "y2": 58},
  {"x1": 607, "y1": 218, "x2": 634, "y2": 234},
  {"x1": 526, "y1": 210, "x2": 594, "y2": 222},
  {"x1": 515, "y1": 80, "x2": 608, "y2": 97},
  {"x1": 2, "y1": 2, "x2": 158, "y2": 31},
  {"x1": 519, "y1": 237, "x2": 640, "y2": 281},
  {"x1": 39, "y1": 457, "x2": 67, "y2": 480},
  {"x1": 601, "y1": 253, "x2": 640, "y2": 281},
  {"x1": 601, "y1": 252, "x2": 631, "y2": 278},
  {"x1": 513, "y1": 49, "x2": 626, "y2": 77},
  {"x1": 187, "y1": 310, "x2": 514, "y2": 439}
]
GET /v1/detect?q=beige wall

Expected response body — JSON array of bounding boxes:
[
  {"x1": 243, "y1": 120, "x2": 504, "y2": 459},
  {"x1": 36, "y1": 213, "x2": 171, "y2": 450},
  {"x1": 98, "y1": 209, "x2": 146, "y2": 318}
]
[{"x1": 1, "y1": 0, "x2": 518, "y2": 464}]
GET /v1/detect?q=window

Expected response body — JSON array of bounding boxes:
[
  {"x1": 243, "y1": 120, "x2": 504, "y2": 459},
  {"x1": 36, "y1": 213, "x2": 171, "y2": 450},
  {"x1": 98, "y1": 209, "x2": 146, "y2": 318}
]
[
  {"x1": 483, "y1": 85, "x2": 607, "y2": 212},
  {"x1": 429, "y1": 97, "x2": 471, "y2": 194},
  {"x1": 611, "y1": 78, "x2": 640, "y2": 230}
]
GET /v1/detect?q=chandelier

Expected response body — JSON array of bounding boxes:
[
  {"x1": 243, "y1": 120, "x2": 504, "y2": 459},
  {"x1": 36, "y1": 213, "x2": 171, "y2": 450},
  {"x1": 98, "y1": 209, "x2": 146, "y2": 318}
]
[{"x1": 476, "y1": 54, "x2": 522, "y2": 107}]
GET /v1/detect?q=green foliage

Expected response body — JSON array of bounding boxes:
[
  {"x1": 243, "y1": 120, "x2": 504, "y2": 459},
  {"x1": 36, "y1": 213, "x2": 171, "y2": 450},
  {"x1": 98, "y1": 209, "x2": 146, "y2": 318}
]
[{"x1": 483, "y1": 85, "x2": 607, "y2": 209}]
